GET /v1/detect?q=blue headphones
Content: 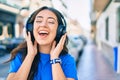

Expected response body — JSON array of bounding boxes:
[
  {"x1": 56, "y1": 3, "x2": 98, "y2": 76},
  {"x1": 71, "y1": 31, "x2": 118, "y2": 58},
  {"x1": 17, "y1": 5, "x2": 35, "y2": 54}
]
[{"x1": 26, "y1": 6, "x2": 66, "y2": 43}]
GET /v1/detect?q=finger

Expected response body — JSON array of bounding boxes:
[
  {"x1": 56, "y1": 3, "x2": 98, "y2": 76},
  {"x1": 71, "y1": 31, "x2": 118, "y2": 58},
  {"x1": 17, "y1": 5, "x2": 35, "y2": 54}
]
[
  {"x1": 51, "y1": 41, "x2": 56, "y2": 50},
  {"x1": 50, "y1": 41, "x2": 56, "y2": 54},
  {"x1": 34, "y1": 40, "x2": 37, "y2": 47},
  {"x1": 59, "y1": 33, "x2": 67, "y2": 46},
  {"x1": 62, "y1": 33, "x2": 67, "y2": 43},
  {"x1": 28, "y1": 32, "x2": 31, "y2": 40},
  {"x1": 25, "y1": 31, "x2": 28, "y2": 40}
]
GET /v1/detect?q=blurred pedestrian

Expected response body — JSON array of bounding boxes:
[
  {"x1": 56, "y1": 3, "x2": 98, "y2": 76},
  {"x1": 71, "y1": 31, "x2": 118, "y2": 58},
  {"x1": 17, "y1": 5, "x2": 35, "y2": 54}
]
[{"x1": 6, "y1": 6, "x2": 78, "y2": 80}]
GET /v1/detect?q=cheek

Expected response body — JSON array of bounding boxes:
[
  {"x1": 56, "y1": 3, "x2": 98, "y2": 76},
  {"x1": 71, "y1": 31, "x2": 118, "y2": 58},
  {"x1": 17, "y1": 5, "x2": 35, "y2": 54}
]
[
  {"x1": 51, "y1": 26, "x2": 57, "y2": 35},
  {"x1": 48, "y1": 28, "x2": 57, "y2": 41}
]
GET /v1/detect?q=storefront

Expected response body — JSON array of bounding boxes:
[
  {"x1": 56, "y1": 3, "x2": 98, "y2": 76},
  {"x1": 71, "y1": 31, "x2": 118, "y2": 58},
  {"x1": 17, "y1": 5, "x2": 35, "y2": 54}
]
[{"x1": 0, "y1": 10, "x2": 16, "y2": 39}]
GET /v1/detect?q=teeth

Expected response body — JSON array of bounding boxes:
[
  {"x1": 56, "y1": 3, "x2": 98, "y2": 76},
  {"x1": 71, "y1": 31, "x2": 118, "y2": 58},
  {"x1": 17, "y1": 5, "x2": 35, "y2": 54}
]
[{"x1": 39, "y1": 31, "x2": 48, "y2": 34}]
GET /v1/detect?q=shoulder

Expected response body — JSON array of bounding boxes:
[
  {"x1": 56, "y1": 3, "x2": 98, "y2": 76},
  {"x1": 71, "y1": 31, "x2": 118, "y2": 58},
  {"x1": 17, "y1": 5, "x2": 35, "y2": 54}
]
[
  {"x1": 9, "y1": 52, "x2": 23, "y2": 73},
  {"x1": 60, "y1": 53, "x2": 75, "y2": 64},
  {"x1": 12, "y1": 52, "x2": 22, "y2": 62}
]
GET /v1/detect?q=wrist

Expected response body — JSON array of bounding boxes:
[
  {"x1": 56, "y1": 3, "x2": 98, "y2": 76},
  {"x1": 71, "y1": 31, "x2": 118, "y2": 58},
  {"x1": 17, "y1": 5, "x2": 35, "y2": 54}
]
[
  {"x1": 27, "y1": 53, "x2": 36, "y2": 58},
  {"x1": 50, "y1": 58, "x2": 62, "y2": 64},
  {"x1": 50, "y1": 56, "x2": 59, "y2": 60}
]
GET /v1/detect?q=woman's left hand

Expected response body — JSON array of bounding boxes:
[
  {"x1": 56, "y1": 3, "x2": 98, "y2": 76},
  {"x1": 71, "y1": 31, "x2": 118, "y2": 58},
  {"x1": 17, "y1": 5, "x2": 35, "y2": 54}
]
[{"x1": 50, "y1": 33, "x2": 67, "y2": 59}]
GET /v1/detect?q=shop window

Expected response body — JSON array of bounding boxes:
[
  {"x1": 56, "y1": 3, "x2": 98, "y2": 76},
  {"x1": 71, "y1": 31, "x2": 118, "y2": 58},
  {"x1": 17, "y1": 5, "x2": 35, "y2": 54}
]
[
  {"x1": 6, "y1": 23, "x2": 14, "y2": 38},
  {"x1": 105, "y1": 17, "x2": 109, "y2": 40}
]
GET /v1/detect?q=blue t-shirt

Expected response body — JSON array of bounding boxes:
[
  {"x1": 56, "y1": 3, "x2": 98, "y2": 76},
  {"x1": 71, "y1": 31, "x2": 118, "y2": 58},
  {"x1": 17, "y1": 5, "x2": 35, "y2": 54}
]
[{"x1": 9, "y1": 52, "x2": 78, "y2": 80}]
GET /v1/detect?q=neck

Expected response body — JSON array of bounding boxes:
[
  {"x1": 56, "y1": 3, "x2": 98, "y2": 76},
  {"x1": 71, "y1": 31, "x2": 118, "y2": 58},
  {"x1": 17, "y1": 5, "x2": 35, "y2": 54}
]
[{"x1": 39, "y1": 44, "x2": 51, "y2": 54}]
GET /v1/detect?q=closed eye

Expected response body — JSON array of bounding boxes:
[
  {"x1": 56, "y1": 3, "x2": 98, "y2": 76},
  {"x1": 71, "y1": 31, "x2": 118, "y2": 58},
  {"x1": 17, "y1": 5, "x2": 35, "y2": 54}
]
[
  {"x1": 48, "y1": 21, "x2": 55, "y2": 24},
  {"x1": 36, "y1": 21, "x2": 42, "y2": 23}
]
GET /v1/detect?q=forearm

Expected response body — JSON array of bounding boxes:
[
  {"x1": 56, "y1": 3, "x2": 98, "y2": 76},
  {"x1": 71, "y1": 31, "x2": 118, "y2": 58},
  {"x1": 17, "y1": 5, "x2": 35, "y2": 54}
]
[
  {"x1": 11, "y1": 54, "x2": 35, "y2": 80},
  {"x1": 52, "y1": 63, "x2": 66, "y2": 80}
]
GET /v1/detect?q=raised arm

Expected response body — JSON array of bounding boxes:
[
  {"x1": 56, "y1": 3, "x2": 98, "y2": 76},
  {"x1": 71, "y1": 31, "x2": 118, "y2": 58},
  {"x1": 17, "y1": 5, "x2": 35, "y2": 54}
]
[
  {"x1": 7, "y1": 32, "x2": 37, "y2": 80},
  {"x1": 50, "y1": 34, "x2": 74, "y2": 80}
]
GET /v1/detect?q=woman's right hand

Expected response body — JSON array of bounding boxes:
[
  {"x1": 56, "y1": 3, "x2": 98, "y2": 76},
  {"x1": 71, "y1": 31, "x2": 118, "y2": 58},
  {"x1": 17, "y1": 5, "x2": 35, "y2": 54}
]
[{"x1": 25, "y1": 32, "x2": 37, "y2": 57}]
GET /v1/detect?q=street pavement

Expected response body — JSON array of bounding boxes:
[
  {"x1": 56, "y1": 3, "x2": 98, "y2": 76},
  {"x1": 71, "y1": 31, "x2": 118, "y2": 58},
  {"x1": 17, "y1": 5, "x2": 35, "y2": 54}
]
[
  {"x1": 0, "y1": 54, "x2": 10, "y2": 80},
  {"x1": 77, "y1": 40, "x2": 120, "y2": 80}
]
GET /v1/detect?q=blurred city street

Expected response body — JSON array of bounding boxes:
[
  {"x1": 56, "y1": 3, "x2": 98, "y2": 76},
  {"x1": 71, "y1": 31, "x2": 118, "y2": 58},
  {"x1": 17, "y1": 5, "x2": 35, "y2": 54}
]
[
  {"x1": 0, "y1": 0, "x2": 120, "y2": 80},
  {"x1": 77, "y1": 38, "x2": 120, "y2": 80}
]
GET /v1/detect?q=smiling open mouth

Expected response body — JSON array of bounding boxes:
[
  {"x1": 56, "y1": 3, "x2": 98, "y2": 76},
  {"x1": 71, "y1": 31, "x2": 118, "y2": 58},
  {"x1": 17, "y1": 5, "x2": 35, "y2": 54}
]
[{"x1": 38, "y1": 31, "x2": 49, "y2": 37}]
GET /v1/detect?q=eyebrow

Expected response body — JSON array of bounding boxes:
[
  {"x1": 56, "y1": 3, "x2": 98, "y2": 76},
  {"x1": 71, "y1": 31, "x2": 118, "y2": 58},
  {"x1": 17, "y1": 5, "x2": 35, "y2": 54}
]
[{"x1": 36, "y1": 16, "x2": 57, "y2": 21}]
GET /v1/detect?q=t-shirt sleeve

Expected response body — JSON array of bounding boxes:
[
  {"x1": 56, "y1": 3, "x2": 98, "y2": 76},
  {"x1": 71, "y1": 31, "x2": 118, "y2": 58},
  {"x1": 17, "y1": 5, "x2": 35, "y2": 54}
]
[
  {"x1": 61, "y1": 54, "x2": 78, "y2": 80},
  {"x1": 8, "y1": 53, "x2": 22, "y2": 73}
]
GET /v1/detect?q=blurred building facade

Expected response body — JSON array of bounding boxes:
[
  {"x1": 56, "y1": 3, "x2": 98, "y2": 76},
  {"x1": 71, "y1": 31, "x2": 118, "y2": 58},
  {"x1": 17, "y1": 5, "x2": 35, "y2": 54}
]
[
  {"x1": 0, "y1": 1, "x2": 19, "y2": 39},
  {"x1": 0, "y1": 0, "x2": 84, "y2": 40},
  {"x1": 91, "y1": 0, "x2": 120, "y2": 73},
  {"x1": 0, "y1": 0, "x2": 29, "y2": 39}
]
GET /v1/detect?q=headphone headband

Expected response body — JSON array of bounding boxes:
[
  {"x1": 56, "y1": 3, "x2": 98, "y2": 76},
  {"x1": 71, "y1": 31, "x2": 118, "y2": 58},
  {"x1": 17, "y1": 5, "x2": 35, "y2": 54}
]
[{"x1": 58, "y1": 12, "x2": 66, "y2": 27}]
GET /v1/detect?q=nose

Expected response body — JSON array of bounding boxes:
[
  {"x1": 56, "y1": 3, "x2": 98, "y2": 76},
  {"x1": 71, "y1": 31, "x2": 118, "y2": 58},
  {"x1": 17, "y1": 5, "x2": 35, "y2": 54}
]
[{"x1": 39, "y1": 21, "x2": 47, "y2": 27}]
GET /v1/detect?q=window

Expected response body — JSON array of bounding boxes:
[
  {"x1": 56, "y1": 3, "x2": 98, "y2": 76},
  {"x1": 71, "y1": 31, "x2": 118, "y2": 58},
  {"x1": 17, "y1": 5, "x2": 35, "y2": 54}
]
[
  {"x1": 117, "y1": 7, "x2": 120, "y2": 43},
  {"x1": 6, "y1": 23, "x2": 14, "y2": 38},
  {"x1": 105, "y1": 17, "x2": 109, "y2": 40},
  {"x1": 0, "y1": 22, "x2": 3, "y2": 35},
  {"x1": 114, "y1": 0, "x2": 120, "y2": 2}
]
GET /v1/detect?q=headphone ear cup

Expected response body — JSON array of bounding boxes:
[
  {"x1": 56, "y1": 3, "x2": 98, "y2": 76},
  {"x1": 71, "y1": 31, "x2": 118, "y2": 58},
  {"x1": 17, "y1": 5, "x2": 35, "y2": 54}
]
[
  {"x1": 26, "y1": 23, "x2": 33, "y2": 32},
  {"x1": 55, "y1": 25, "x2": 66, "y2": 43},
  {"x1": 26, "y1": 22, "x2": 35, "y2": 44}
]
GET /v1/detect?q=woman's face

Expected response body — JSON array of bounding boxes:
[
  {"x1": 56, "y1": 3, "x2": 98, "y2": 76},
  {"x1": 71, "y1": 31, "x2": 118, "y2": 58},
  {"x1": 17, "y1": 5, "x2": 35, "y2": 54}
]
[{"x1": 33, "y1": 9, "x2": 58, "y2": 46}]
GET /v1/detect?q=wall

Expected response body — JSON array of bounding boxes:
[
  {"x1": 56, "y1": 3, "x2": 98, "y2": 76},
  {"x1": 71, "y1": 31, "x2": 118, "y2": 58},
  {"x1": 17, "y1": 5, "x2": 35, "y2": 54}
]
[{"x1": 96, "y1": 1, "x2": 120, "y2": 70}]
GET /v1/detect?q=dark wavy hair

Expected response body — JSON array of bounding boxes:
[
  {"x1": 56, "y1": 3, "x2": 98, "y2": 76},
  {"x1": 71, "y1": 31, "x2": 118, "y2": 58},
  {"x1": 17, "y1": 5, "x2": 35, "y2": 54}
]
[{"x1": 8, "y1": 6, "x2": 68, "y2": 80}]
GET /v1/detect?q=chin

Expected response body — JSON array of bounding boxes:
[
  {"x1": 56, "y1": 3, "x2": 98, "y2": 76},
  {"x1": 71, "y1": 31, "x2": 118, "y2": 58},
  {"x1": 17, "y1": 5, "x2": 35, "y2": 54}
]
[{"x1": 37, "y1": 40, "x2": 52, "y2": 46}]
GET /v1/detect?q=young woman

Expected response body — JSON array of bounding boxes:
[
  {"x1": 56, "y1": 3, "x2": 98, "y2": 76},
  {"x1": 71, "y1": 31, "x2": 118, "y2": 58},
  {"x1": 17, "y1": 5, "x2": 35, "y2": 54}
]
[{"x1": 7, "y1": 6, "x2": 78, "y2": 80}]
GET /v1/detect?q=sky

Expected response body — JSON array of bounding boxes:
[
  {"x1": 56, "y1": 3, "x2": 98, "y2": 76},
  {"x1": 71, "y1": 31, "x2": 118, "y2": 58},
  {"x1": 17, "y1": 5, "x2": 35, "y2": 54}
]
[
  {"x1": 66, "y1": 0, "x2": 91, "y2": 31},
  {"x1": 52, "y1": 0, "x2": 92, "y2": 31}
]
